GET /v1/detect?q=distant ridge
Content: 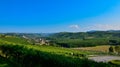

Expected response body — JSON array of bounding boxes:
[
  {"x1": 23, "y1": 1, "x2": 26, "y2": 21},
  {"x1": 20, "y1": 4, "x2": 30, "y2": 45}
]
[
  {"x1": 87, "y1": 30, "x2": 120, "y2": 33},
  {"x1": 107, "y1": 30, "x2": 120, "y2": 32}
]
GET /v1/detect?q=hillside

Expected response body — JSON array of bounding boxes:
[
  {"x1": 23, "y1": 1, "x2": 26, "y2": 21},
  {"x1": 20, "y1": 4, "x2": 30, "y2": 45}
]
[
  {"x1": 1, "y1": 31, "x2": 120, "y2": 48},
  {"x1": 46, "y1": 31, "x2": 120, "y2": 48},
  {"x1": 50, "y1": 31, "x2": 120, "y2": 39},
  {"x1": 0, "y1": 36, "x2": 116, "y2": 67},
  {"x1": 0, "y1": 35, "x2": 30, "y2": 45}
]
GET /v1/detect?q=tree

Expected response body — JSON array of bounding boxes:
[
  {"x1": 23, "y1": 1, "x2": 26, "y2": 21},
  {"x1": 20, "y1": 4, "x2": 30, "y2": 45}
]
[
  {"x1": 109, "y1": 40, "x2": 119, "y2": 45},
  {"x1": 115, "y1": 46, "x2": 120, "y2": 55},
  {"x1": 0, "y1": 34, "x2": 6, "y2": 38},
  {"x1": 109, "y1": 46, "x2": 114, "y2": 53}
]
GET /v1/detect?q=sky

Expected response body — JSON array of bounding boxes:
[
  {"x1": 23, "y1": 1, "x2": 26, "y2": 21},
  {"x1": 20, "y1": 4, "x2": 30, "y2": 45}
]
[{"x1": 0, "y1": 0, "x2": 120, "y2": 33}]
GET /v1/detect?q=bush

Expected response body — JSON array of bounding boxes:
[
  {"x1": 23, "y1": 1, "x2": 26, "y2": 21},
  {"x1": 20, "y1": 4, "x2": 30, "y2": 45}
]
[{"x1": 109, "y1": 46, "x2": 114, "y2": 53}]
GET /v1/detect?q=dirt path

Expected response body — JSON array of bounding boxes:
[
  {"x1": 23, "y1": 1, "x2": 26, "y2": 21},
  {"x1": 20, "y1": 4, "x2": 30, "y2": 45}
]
[{"x1": 88, "y1": 56, "x2": 120, "y2": 62}]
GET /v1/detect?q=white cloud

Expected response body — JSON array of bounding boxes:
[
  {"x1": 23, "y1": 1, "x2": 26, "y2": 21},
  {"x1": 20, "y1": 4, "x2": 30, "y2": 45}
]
[{"x1": 69, "y1": 25, "x2": 80, "y2": 29}]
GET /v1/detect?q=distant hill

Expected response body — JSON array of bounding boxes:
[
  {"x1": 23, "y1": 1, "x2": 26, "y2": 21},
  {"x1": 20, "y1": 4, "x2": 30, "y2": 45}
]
[
  {"x1": 1, "y1": 30, "x2": 120, "y2": 48},
  {"x1": 50, "y1": 30, "x2": 120, "y2": 39},
  {"x1": 46, "y1": 30, "x2": 120, "y2": 47},
  {"x1": 107, "y1": 30, "x2": 120, "y2": 33},
  {"x1": 87, "y1": 30, "x2": 120, "y2": 33}
]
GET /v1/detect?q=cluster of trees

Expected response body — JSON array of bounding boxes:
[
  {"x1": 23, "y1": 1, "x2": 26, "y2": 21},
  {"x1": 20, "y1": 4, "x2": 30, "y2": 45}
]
[
  {"x1": 52, "y1": 39, "x2": 109, "y2": 48},
  {"x1": 1, "y1": 31, "x2": 120, "y2": 48},
  {"x1": 47, "y1": 31, "x2": 120, "y2": 48},
  {"x1": 109, "y1": 46, "x2": 120, "y2": 55},
  {"x1": 50, "y1": 31, "x2": 120, "y2": 39},
  {"x1": 0, "y1": 44, "x2": 114, "y2": 67},
  {"x1": 48, "y1": 38, "x2": 120, "y2": 48},
  {"x1": 115, "y1": 46, "x2": 120, "y2": 55},
  {"x1": 109, "y1": 39, "x2": 120, "y2": 55}
]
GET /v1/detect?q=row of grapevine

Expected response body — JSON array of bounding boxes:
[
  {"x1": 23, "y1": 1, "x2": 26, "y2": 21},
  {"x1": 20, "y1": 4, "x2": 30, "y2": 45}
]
[{"x1": 0, "y1": 43, "x2": 114, "y2": 67}]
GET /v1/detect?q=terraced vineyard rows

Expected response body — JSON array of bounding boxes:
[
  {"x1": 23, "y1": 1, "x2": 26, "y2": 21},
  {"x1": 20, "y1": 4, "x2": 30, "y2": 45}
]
[{"x1": 0, "y1": 39, "x2": 114, "y2": 67}]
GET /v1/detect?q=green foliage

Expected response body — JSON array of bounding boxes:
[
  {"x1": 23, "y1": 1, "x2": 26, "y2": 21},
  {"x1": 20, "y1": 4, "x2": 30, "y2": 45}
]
[
  {"x1": 0, "y1": 56, "x2": 13, "y2": 67},
  {"x1": 109, "y1": 46, "x2": 114, "y2": 53},
  {"x1": 109, "y1": 60, "x2": 120, "y2": 66},
  {"x1": 0, "y1": 33, "x2": 119, "y2": 67},
  {"x1": 48, "y1": 31, "x2": 120, "y2": 48},
  {"x1": 109, "y1": 40, "x2": 119, "y2": 45},
  {"x1": 0, "y1": 43, "x2": 114, "y2": 67},
  {"x1": 50, "y1": 31, "x2": 120, "y2": 39},
  {"x1": 0, "y1": 36, "x2": 30, "y2": 45},
  {"x1": 1, "y1": 32, "x2": 120, "y2": 48},
  {"x1": 52, "y1": 38, "x2": 109, "y2": 48},
  {"x1": 115, "y1": 46, "x2": 120, "y2": 55}
]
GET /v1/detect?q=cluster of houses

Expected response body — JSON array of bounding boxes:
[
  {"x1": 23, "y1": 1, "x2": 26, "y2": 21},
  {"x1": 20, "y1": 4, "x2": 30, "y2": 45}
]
[
  {"x1": 22, "y1": 35, "x2": 50, "y2": 45},
  {"x1": 34, "y1": 38, "x2": 50, "y2": 45}
]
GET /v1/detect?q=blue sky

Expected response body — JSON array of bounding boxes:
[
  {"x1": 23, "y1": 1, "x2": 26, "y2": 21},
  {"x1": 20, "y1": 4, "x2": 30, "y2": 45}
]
[{"x1": 0, "y1": 0, "x2": 120, "y2": 33}]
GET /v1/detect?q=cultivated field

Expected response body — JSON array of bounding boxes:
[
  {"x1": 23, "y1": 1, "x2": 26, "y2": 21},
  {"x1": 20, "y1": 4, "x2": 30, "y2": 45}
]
[{"x1": 73, "y1": 45, "x2": 111, "y2": 53}]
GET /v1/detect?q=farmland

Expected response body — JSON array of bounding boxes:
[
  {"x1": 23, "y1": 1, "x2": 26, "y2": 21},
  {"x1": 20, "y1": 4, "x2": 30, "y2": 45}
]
[
  {"x1": 0, "y1": 42, "x2": 113, "y2": 67},
  {"x1": 73, "y1": 45, "x2": 111, "y2": 53},
  {"x1": 1, "y1": 0, "x2": 120, "y2": 67},
  {"x1": 0, "y1": 33, "x2": 120, "y2": 67}
]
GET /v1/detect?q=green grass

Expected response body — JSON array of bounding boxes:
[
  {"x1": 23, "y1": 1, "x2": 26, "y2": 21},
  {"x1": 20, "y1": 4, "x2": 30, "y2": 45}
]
[{"x1": 109, "y1": 60, "x2": 120, "y2": 65}]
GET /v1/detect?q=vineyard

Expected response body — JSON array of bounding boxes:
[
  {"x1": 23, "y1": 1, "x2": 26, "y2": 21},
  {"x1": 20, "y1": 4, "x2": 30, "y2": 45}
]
[
  {"x1": 0, "y1": 37, "x2": 114, "y2": 67},
  {"x1": 0, "y1": 37, "x2": 119, "y2": 67}
]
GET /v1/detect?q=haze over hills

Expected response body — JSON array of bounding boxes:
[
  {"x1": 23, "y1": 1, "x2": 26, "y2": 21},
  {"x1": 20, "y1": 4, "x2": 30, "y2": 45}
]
[
  {"x1": 0, "y1": 0, "x2": 120, "y2": 67},
  {"x1": 1, "y1": 29, "x2": 120, "y2": 41}
]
